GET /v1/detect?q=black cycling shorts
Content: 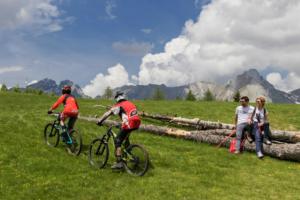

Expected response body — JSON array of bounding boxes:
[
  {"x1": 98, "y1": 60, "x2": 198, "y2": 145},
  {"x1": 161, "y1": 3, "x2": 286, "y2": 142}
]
[{"x1": 114, "y1": 128, "x2": 136, "y2": 148}]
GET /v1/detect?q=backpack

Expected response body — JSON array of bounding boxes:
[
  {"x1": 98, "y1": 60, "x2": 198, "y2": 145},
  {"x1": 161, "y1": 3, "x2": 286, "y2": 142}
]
[{"x1": 229, "y1": 138, "x2": 245, "y2": 153}]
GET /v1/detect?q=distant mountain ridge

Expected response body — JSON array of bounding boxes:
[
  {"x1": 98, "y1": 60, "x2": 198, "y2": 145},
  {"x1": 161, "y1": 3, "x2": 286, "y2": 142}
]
[
  {"x1": 114, "y1": 69, "x2": 299, "y2": 103},
  {"x1": 25, "y1": 69, "x2": 300, "y2": 103},
  {"x1": 27, "y1": 79, "x2": 86, "y2": 98}
]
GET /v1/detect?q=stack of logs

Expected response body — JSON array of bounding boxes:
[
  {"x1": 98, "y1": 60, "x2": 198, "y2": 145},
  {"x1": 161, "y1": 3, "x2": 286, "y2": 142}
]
[{"x1": 80, "y1": 110, "x2": 300, "y2": 162}]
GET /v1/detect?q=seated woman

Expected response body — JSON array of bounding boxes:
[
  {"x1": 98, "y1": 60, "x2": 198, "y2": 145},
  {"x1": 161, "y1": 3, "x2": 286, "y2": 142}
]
[{"x1": 250, "y1": 96, "x2": 271, "y2": 159}]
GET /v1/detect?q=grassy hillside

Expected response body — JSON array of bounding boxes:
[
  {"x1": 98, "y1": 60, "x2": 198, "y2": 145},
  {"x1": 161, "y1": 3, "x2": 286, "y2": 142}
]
[{"x1": 0, "y1": 92, "x2": 300, "y2": 200}]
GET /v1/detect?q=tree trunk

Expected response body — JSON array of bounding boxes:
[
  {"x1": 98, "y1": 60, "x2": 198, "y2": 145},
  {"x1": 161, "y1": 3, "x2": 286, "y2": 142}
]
[
  {"x1": 79, "y1": 115, "x2": 300, "y2": 162},
  {"x1": 140, "y1": 112, "x2": 235, "y2": 130},
  {"x1": 139, "y1": 112, "x2": 300, "y2": 143}
]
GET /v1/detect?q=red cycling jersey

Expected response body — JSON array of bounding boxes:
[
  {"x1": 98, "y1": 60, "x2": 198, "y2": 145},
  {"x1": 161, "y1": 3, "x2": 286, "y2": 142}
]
[
  {"x1": 113, "y1": 100, "x2": 140, "y2": 130},
  {"x1": 51, "y1": 94, "x2": 79, "y2": 120}
]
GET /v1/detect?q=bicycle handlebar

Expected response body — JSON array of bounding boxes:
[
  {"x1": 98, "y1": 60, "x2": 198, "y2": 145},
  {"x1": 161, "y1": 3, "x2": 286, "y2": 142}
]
[
  {"x1": 96, "y1": 122, "x2": 120, "y2": 129},
  {"x1": 51, "y1": 112, "x2": 61, "y2": 115},
  {"x1": 48, "y1": 111, "x2": 61, "y2": 119}
]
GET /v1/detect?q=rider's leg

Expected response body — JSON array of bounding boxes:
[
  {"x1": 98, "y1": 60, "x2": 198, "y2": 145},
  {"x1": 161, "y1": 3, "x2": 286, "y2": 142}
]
[
  {"x1": 67, "y1": 116, "x2": 77, "y2": 132},
  {"x1": 112, "y1": 129, "x2": 131, "y2": 169},
  {"x1": 124, "y1": 136, "x2": 130, "y2": 149},
  {"x1": 60, "y1": 113, "x2": 71, "y2": 143},
  {"x1": 60, "y1": 113, "x2": 67, "y2": 133}
]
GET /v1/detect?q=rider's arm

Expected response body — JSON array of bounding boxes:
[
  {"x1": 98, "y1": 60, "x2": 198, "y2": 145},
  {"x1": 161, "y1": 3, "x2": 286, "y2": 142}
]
[
  {"x1": 50, "y1": 95, "x2": 65, "y2": 110},
  {"x1": 97, "y1": 109, "x2": 113, "y2": 125},
  {"x1": 97, "y1": 106, "x2": 120, "y2": 125},
  {"x1": 234, "y1": 114, "x2": 238, "y2": 128}
]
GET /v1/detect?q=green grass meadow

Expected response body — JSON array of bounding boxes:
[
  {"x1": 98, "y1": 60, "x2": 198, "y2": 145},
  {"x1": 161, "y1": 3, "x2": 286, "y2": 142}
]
[{"x1": 0, "y1": 92, "x2": 300, "y2": 200}]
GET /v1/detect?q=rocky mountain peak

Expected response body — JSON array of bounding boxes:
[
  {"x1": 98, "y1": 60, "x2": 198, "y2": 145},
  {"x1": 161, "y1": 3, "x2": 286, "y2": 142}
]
[
  {"x1": 26, "y1": 78, "x2": 86, "y2": 97},
  {"x1": 233, "y1": 68, "x2": 266, "y2": 90}
]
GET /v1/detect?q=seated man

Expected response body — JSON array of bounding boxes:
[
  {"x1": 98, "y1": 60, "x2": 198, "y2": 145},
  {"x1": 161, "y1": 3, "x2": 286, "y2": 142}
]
[{"x1": 234, "y1": 96, "x2": 254, "y2": 154}]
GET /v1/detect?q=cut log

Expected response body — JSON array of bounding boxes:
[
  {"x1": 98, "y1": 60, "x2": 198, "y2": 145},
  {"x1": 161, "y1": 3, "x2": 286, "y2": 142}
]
[
  {"x1": 139, "y1": 112, "x2": 300, "y2": 143},
  {"x1": 140, "y1": 112, "x2": 235, "y2": 130},
  {"x1": 93, "y1": 106, "x2": 235, "y2": 130},
  {"x1": 78, "y1": 115, "x2": 300, "y2": 162},
  {"x1": 270, "y1": 130, "x2": 300, "y2": 143}
]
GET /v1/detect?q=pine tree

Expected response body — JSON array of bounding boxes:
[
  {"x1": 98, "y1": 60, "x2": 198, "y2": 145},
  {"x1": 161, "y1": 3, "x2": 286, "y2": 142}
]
[
  {"x1": 233, "y1": 91, "x2": 241, "y2": 102},
  {"x1": 203, "y1": 89, "x2": 215, "y2": 101},
  {"x1": 1, "y1": 84, "x2": 8, "y2": 92},
  {"x1": 103, "y1": 87, "x2": 113, "y2": 99},
  {"x1": 12, "y1": 84, "x2": 21, "y2": 93},
  {"x1": 186, "y1": 90, "x2": 196, "y2": 101}
]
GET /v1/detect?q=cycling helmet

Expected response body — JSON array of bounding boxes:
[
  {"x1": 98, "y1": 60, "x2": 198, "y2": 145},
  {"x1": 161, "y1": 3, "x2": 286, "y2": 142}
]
[
  {"x1": 114, "y1": 91, "x2": 126, "y2": 102},
  {"x1": 62, "y1": 85, "x2": 72, "y2": 94}
]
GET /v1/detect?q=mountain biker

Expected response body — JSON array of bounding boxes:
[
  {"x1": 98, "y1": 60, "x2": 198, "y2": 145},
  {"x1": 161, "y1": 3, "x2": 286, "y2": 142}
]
[
  {"x1": 48, "y1": 85, "x2": 79, "y2": 144},
  {"x1": 97, "y1": 91, "x2": 141, "y2": 169}
]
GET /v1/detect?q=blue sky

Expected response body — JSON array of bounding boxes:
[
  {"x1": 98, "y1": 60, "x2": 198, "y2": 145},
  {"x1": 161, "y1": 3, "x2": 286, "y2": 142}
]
[
  {"x1": 0, "y1": 0, "x2": 208, "y2": 87},
  {"x1": 1, "y1": 0, "x2": 300, "y2": 95}
]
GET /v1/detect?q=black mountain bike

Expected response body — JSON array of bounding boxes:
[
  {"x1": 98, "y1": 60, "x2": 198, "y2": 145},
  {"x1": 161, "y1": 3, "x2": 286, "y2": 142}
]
[
  {"x1": 89, "y1": 125, "x2": 149, "y2": 176},
  {"x1": 44, "y1": 112, "x2": 82, "y2": 156}
]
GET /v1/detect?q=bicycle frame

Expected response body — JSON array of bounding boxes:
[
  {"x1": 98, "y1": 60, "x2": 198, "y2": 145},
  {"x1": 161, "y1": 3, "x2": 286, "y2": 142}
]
[
  {"x1": 50, "y1": 112, "x2": 73, "y2": 143},
  {"x1": 97, "y1": 126, "x2": 116, "y2": 150},
  {"x1": 97, "y1": 126, "x2": 134, "y2": 161}
]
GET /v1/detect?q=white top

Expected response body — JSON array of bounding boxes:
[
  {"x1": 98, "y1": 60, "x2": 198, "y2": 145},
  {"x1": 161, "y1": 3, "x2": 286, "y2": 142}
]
[
  {"x1": 235, "y1": 105, "x2": 254, "y2": 125},
  {"x1": 110, "y1": 106, "x2": 129, "y2": 126},
  {"x1": 252, "y1": 107, "x2": 267, "y2": 123}
]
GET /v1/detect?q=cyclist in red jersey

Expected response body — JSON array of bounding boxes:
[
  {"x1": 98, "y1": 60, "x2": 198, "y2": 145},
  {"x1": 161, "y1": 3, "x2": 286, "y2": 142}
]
[
  {"x1": 97, "y1": 91, "x2": 141, "y2": 169},
  {"x1": 48, "y1": 85, "x2": 79, "y2": 144}
]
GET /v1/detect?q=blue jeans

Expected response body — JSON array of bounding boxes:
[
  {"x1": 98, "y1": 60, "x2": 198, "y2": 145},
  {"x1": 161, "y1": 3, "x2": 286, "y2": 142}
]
[
  {"x1": 252, "y1": 122, "x2": 263, "y2": 153},
  {"x1": 235, "y1": 123, "x2": 247, "y2": 151}
]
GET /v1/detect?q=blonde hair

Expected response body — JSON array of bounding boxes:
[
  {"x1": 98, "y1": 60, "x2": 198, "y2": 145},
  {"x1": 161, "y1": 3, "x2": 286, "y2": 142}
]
[{"x1": 256, "y1": 96, "x2": 266, "y2": 106}]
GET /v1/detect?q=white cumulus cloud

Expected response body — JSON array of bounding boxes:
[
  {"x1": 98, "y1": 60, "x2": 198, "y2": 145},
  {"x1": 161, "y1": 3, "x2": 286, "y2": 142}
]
[
  {"x1": 0, "y1": 0, "x2": 72, "y2": 34},
  {"x1": 0, "y1": 66, "x2": 23, "y2": 74},
  {"x1": 137, "y1": 0, "x2": 300, "y2": 90},
  {"x1": 266, "y1": 72, "x2": 300, "y2": 92},
  {"x1": 83, "y1": 63, "x2": 130, "y2": 98}
]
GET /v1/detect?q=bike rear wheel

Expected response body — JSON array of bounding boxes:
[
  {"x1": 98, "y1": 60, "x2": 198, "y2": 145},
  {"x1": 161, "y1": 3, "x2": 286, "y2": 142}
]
[
  {"x1": 89, "y1": 138, "x2": 109, "y2": 169},
  {"x1": 123, "y1": 144, "x2": 149, "y2": 176},
  {"x1": 66, "y1": 130, "x2": 82, "y2": 156},
  {"x1": 44, "y1": 123, "x2": 60, "y2": 147}
]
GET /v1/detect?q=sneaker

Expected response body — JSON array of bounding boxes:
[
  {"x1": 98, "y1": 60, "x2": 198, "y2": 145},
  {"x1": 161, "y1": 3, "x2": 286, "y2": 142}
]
[
  {"x1": 66, "y1": 138, "x2": 72, "y2": 145},
  {"x1": 257, "y1": 151, "x2": 264, "y2": 159},
  {"x1": 62, "y1": 132, "x2": 72, "y2": 144},
  {"x1": 111, "y1": 162, "x2": 124, "y2": 169},
  {"x1": 234, "y1": 150, "x2": 240, "y2": 154}
]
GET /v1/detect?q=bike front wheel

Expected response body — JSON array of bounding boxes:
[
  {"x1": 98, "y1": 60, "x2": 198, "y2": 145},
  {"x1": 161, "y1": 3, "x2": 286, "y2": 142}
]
[
  {"x1": 88, "y1": 138, "x2": 109, "y2": 169},
  {"x1": 123, "y1": 144, "x2": 149, "y2": 176},
  {"x1": 44, "y1": 123, "x2": 60, "y2": 147},
  {"x1": 66, "y1": 130, "x2": 82, "y2": 156}
]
